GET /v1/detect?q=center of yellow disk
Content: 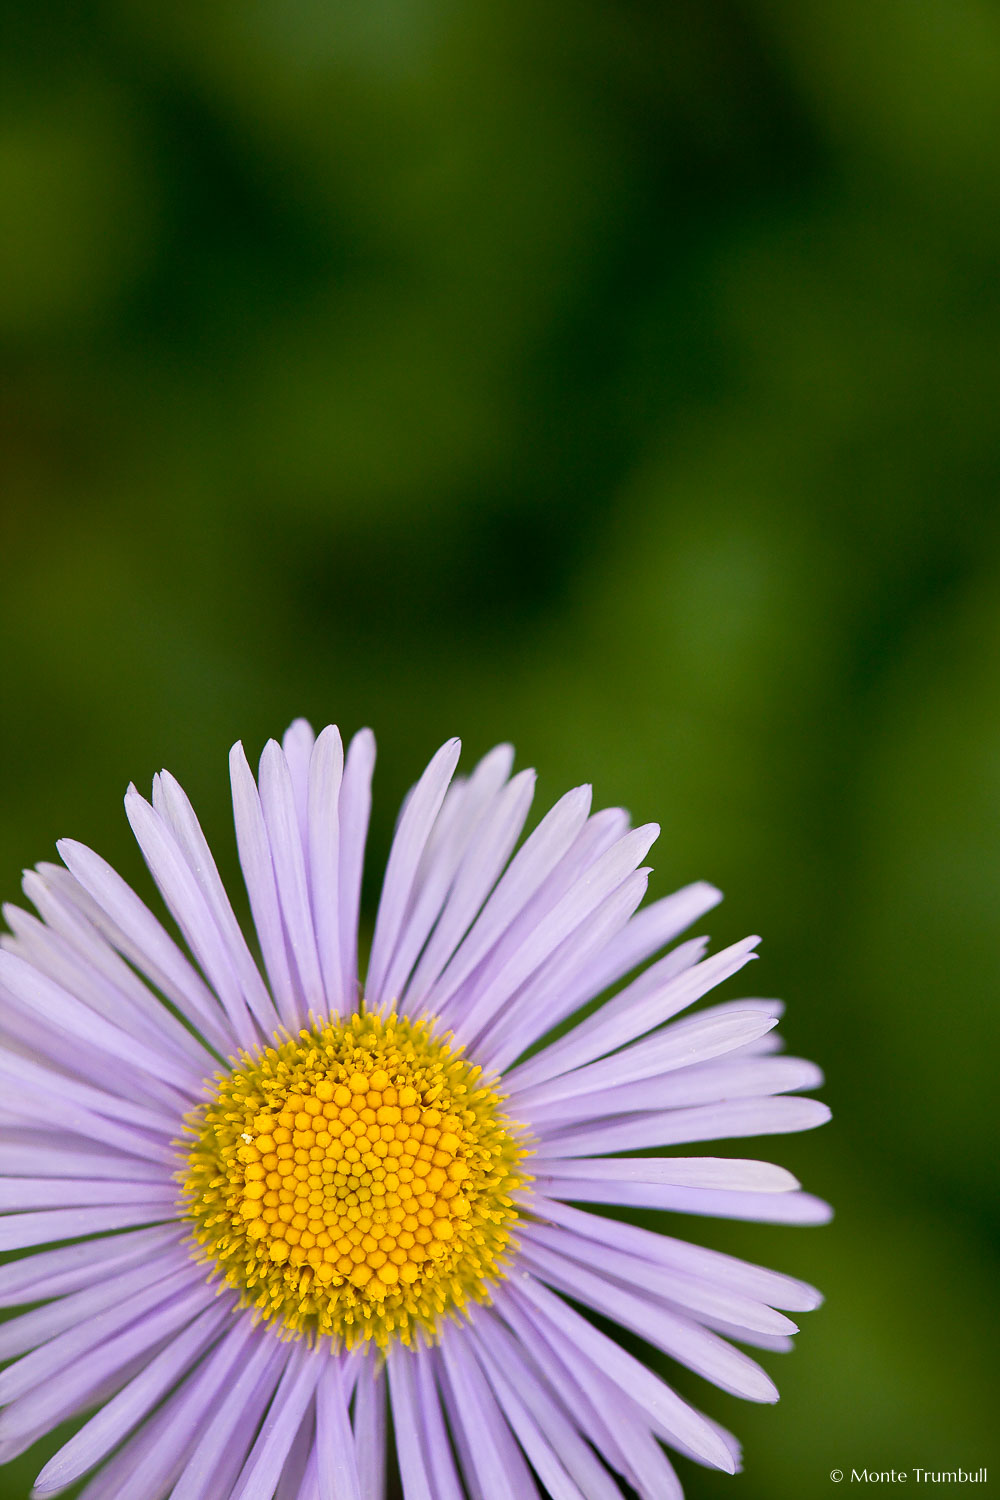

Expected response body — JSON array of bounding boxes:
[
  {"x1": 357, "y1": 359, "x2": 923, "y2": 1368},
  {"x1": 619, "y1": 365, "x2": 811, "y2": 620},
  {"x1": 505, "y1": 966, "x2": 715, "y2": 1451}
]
[{"x1": 181, "y1": 1011, "x2": 529, "y2": 1349}]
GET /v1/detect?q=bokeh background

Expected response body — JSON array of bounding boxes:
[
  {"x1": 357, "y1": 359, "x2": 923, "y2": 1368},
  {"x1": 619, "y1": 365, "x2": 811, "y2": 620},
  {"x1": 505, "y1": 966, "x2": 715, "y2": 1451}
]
[{"x1": 2, "y1": 2, "x2": 999, "y2": 1496}]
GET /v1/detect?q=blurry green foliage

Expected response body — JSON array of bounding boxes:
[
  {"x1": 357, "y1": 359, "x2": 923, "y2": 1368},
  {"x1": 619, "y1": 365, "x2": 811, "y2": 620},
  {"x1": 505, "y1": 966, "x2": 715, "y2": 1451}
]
[{"x1": 1, "y1": 0, "x2": 999, "y2": 1495}]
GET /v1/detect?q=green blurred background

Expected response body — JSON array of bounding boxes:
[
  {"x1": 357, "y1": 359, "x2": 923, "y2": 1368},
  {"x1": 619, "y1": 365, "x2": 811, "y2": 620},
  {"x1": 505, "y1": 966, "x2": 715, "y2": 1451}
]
[{"x1": 1, "y1": 1, "x2": 998, "y2": 1496}]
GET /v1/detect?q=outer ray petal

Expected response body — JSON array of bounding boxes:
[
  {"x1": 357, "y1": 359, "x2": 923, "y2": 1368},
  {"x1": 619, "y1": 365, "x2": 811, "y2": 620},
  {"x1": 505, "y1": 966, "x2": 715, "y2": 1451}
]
[
  {"x1": 71, "y1": 1321, "x2": 252, "y2": 1500},
  {"x1": 32, "y1": 1301, "x2": 230, "y2": 1494},
  {"x1": 366, "y1": 737, "x2": 462, "y2": 1006}
]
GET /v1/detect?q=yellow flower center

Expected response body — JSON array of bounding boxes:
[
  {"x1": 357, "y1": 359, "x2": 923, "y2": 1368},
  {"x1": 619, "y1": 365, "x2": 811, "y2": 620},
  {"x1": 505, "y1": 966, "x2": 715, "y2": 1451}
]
[{"x1": 180, "y1": 1010, "x2": 529, "y2": 1349}]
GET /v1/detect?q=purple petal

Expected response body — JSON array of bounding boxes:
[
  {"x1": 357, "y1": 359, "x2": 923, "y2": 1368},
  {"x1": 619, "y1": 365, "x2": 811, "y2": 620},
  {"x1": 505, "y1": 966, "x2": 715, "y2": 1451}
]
[
  {"x1": 694, "y1": 1318, "x2": 795, "y2": 1352},
  {"x1": 352, "y1": 1357, "x2": 387, "y2": 1500},
  {"x1": 0, "y1": 988, "x2": 190, "y2": 1117},
  {"x1": 170, "y1": 1332, "x2": 289, "y2": 1500},
  {"x1": 258, "y1": 739, "x2": 326, "y2": 1016},
  {"x1": 71, "y1": 1318, "x2": 256, "y2": 1500},
  {"x1": 542, "y1": 1096, "x2": 831, "y2": 1156},
  {"x1": 530, "y1": 1195, "x2": 823, "y2": 1309},
  {"x1": 436, "y1": 803, "x2": 630, "y2": 1030},
  {"x1": 233, "y1": 1343, "x2": 323, "y2": 1500},
  {"x1": 514, "y1": 1006, "x2": 778, "y2": 1119},
  {"x1": 306, "y1": 726, "x2": 346, "y2": 1013},
  {"x1": 0, "y1": 949, "x2": 199, "y2": 1095},
  {"x1": 448, "y1": 823, "x2": 659, "y2": 1052},
  {"x1": 505, "y1": 936, "x2": 760, "y2": 1097},
  {"x1": 276, "y1": 1419, "x2": 315, "y2": 1500},
  {"x1": 475, "y1": 868, "x2": 650, "y2": 1072},
  {"x1": 401, "y1": 769, "x2": 536, "y2": 1015},
  {"x1": 33, "y1": 1302, "x2": 230, "y2": 1493},
  {"x1": 536, "y1": 1054, "x2": 825, "y2": 1122},
  {"x1": 468, "y1": 1310, "x2": 621, "y2": 1500},
  {"x1": 282, "y1": 718, "x2": 317, "y2": 851},
  {"x1": 380, "y1": 746, "x2": 514, "y2": 1013},
  {"x1": 386, "y1": 1346, "x2": 435, "y2": 1500},
  {"x1": 438, "y1": 1327, "x2": 540, "y2": 1500},
  {"x1": 509, "y1": 1276, "x2": 736, "y2": 1472},
  {"x1": 0, "y1": 1054, "x2": 169, "y2": 1142},
  {"x1": 0, "y1": 1176, "x2": 176, "y2": 1213},
  {"x1": 492, "y1": 1288, "x2": 685, "y2": 1499},
  {"x1": 524, "y1": 1056, "x2": 804, "y2": 1126},
  {"x1": 54, "y1": 841, "x2": 233, "y2": 1055},
  {"x1": 0, "y1": 1225, "x2": 182, "y2": 1307},
  {"x1": 0, "y1": 1278, "x2": 217, "y2": 1459},
  {"x1": 315, "y1": 1356, "x2": 362, "y2": 1500},
  {"x1": 411, "y1": 1349, "x2": 464, "y2": 1500},
  {"x1": 366, "y1": 738, "x2": 462, "y2": 1007},
  {"x1": 126, "y1": 787, "x2": 260, "y2": 1051},
  {"x1": 152, "y1": 770, "x2": 281, "y2": 1037},
  {"x1": 531, "y1": 1150, "x2": 798, "y2": 1189},
  {"x1": 0, "y1": 1137, "x2": 167, "y2": 1182},
  {"x1": 519, "y1": 1238, "x2": 780, "y2": 1402},
  {"x1": 4, "y1": 891, "x2": 213, "y2": 1075},
  {"x1": 553, "y1": 881, "x2": 722, "y2": 1018},
  {"x1": 0, "y1": 1202, "x2": 173, "y2": 1252},
  {"x1": 0, "y1": 1262, "x2": 202, "y2": 1406},
  {"x1": 534, "y1": 1175, "x2": 834, "y2": 1221},
  {"x1": 519, "y1": 1220, "x2": 797, "y2": 1336},
  {"x1": 337, "y1": 729, "x2": 376, "y2": 1010},
  {"x1": 426, "y1": 784, "x2": 592, "y2": 1018},
  {"x1": 0, "y1": 1245, "x2": 191, "y2": 1359},
  {"x1": 230, "y1": 741, "x2": 300, "y2": 1028},
  {"x1": 0, "y1": 1062, "x2": 175, "y2": 1165}
]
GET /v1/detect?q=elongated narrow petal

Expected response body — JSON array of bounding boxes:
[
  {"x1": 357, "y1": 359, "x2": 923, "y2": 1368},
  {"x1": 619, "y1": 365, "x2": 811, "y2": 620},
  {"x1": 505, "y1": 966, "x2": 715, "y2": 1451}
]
[
  {"x1": 386, "y1": 1346, "x2": 436, "y2": 1500},
  {"x1": 469, "y1": 1310, "x2": 623, "y2": 1500},
  {"x1": 282, "y1": 719, "x2": 317, "y2": 850},
  {"x1": 426, "y1": 783, "x2": 592, "y2": 1015},
  {"x1": 306, "y1": 726, "x2": 346, "y2": 1013},
  {"x1": 504, "y1": 935, "x2": 760, "y2": 1093},
  {"x1": 151, "y1": 770, "x2": 282, "y2": 1037},
  {"x1": 383, "y1": 747, "x2": 517, "y2": 1013},
  {"x1": 519, "y1": 1221, "x2": 798, "y2": 1337},
  {"x1": 33, "y1": 1301, "x2": 230, "y2": 1493},
  {"x1": 258, "y1": 739, "x2": 327, "y2": 1016},
  {"x1": 477, "y1": 868, "x2": 651, "y2": 1072},
  {"x1": 71, "y1": 1318, "x2": 257, "y2": 1500},
  {"x1": 352, "y1": 1364, "x2": 387, "y2": 1500},
  {"x1": 55, "y1": 840, "x2": 233, "y2": 1055},
  {"x1": 170, "y1": 1336, "x2": 289, "y2": 1500},
  {"x1": 410, "y1": 1351, "x2": 465, "y2": 1500},
  {"x1": 315, "y1": 1358, "x2": 362, "y2": 1500},
  {"x1": 515, "y1": 1006, "x2": 779, "y2": 1115},
  {"x1": 337, "y1": 728, "x2": 376, "y2": 1009},
  {"x1": 0, "y1": 1224, "x2": 182, "y2": 1308},
  {"x1": 126, "y1": 787, "x2": 260, "y2": 1051},
  {"x1": 520, "y1": 1238, "x2": 780, "y2": 1402},
  {"x1": 493, "y1": 1286, "x2": 685, "y2": 1499},
  {"x1": 401, "y1": 769, "x2": 536, "y2": 1014},
  {"x1": 366, "y1": 738, "x2": 461, "y2": 1005},
  {"x1": 543, "y1": 1095, "x2": 830, "y2": 1156},
  {"x1": 232, "y1": 1345, "x2": 323, "y2": 1500},
  {"x1": 0, "y1": 1246, "x2": 192, "y2": 1360},
  {"x1": 510, "y1": 1276, "x2": 737, "y2": 1472},
  {"x1": 439, "y1": 1327, "x2": 540, "y2": 1500}
]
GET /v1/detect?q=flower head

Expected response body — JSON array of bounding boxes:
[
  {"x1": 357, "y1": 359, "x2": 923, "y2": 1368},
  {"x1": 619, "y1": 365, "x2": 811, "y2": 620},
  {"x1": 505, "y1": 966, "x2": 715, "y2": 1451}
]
[{"x1": 0, "y1": 721, "x2": 830, "y2": 1499}]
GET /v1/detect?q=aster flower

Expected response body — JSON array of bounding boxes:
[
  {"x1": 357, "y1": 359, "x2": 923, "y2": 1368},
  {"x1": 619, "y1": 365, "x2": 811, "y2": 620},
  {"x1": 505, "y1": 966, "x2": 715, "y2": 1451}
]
[{"x1": 0, "y1": 720, "x2": 830, "y2": 1500}]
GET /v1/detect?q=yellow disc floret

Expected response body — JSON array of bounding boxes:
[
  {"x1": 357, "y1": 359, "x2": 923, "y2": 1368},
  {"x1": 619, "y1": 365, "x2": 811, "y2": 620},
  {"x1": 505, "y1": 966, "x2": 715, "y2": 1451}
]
[{"x1": 180, "y1": 1010, "x2": 530, "y2": 1350}]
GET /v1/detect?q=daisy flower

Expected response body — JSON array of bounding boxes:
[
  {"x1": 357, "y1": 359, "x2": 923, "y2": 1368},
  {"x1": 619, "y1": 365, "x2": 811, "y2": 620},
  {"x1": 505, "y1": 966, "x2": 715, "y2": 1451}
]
[{"x1": 0, "y1": 720, "x2": 830, "y2": 1500}]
